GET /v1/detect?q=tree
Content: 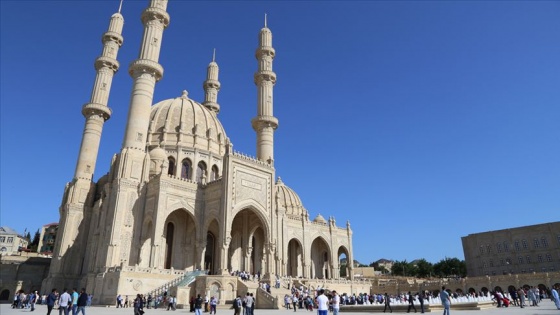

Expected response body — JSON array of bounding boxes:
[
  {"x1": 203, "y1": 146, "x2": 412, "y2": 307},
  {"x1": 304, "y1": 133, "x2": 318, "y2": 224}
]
[
  {"x1": 391, "y1": 260, "x2": 410, "y2": 276},
  {"x1": 433, "y1": 257, "x2": 466, "y2": 278},
  {"x1": 414, "y1": 259, "x2": 434, "y2": 278},
  {"x1": 30, "y1": 229, "x2": 41, "y2": 251}
]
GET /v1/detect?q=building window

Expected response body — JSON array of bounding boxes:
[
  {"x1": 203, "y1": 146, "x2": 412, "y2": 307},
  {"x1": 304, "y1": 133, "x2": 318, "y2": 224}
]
[
  {"x1": 211, "y1": 165, "x2": 219, "y2": 181},
  {"x1": 522, "y1": 239, "x2": 528, "y2": 249},
  {"x1": 506, "y1": 258, "x2": 512, "y2": 265},
  {"x1": 482, "y1": 261, "x2": 487, "y2": 268},
  {"x1": 181, "y1": 159, "x2": 191, "y2": 179},
  {"x1": 196, "y1": 161, "x2": 207, "y2": 183},
  {"x1": 7, "y1": 237, "x2": 13, "y2": 243},
  {"x1": 168, "y1": 157, "x2": 176, "y2": 176},
  {"x1": 500, "y1": 259, "x2": 504, "y2": 266},
  {"x1": 515, "y1": 241, "x2": 520, "y2": 251},
  {"x1": 479, "y1": 246, "x2": 484, "y2": 255},
  {"x1": 546, "y1": 254, "x2": 553, "y2": 262},
  {"x1": 541, "y1": 237, "x2": 548, "y2": 248},
  {"x1": 0, "y1": 236, "x2": 5, "y2": 243},
  {"x1": 533, "y1": 239, "x2": 540, "y2": 248},
  {"x1": 486, "y1": 244, "x2": 492, "y2": 254},
  {"x1": 489, "y1": 260, "x2": 494, "y2": 267},
  {"x1": 518, "y1": 256, "x2": 524, "y2": 264},
  {"x1": 497, "y1": 243, "x2": 502, "y2": 253},
  {"x1": 503, "y1": 242, "x2": 509, "y2": 252},
  {"x1": 526, "y1": 255, "x2": 531, "y2": 264},
  {"x1": 537, "y1": 255, "x2": 543, "y2": 263}
]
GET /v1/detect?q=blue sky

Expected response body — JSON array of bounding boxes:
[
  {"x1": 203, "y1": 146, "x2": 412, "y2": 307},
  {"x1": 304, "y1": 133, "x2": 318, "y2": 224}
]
[{"x1": 1, "y1": 0, "x2": 559, "y2": 265}]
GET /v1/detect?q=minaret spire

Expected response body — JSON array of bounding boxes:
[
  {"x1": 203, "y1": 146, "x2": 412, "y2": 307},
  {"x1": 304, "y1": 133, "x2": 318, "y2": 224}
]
[
  {"x1": 203, "y1": 49, "x2": 221, "y2": 114},
  {"x1": 73, "y1": 4, "x2": 125, "y2": 181},
  {"x1": 121, "y1": 0, "x2": 170, "y2": 151},
  {"x1": 252, "y1": 16, "x2": 278, "y2": 165}
]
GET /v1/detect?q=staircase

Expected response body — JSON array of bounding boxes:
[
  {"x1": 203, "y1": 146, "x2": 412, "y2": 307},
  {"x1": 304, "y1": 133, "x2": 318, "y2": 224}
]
[{"x1": 146, "y1": 270, "x2": 207, "y2": 298}]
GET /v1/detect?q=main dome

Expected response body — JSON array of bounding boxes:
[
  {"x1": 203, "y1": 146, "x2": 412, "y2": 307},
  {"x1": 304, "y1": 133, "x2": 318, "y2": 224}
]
[{"x1": 147, "y1": 91, "x2": 227, "y2": 156}]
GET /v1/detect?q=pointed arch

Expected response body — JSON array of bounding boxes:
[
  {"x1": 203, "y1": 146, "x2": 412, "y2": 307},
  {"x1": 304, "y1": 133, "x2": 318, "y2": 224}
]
[
  {"x1": 287, "y1": 238, "x2": 304, "y2": 277},
  {"x1": 310, "y1": 236, "x2": 332, "y2": 279},
  {"x1": 211, "y1": 165, "x2": 219, "y2": 181},
  {"x1": 168, "y1": 156, "x2": 176, "y2": 176},
  {"x1": 196, "y1": 161, "x2": 207, "y2": 183},
  {"x1": 163, "y1": 208, "x2": 197, "y2": 270},
  {"x1": 181, "y1": 158, "x2": 192, "y2": 179}
]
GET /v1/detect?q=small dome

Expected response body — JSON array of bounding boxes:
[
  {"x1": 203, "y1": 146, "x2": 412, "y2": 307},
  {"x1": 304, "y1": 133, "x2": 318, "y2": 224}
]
[
  {"x1": 313, "y1": 214, "x2": 327, "y2": 224},
  {"x1": 275, "y1": 177, "x2": 308, "y2": 217},
  {"x1": 149, "y1": 147, "x2": 167, "y2": 161},
  {"x1": 147, "y1": 91, "x2": 227, "y2": 156}
]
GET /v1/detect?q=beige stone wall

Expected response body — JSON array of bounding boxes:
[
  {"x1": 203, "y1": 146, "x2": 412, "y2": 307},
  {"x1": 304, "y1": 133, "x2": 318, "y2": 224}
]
[
  {"x1": 0, "y1": 256, "x2": 50, "y2": 300},
  {"x1": 462, "y1": 222, "x2": 560, "y2": 277}
]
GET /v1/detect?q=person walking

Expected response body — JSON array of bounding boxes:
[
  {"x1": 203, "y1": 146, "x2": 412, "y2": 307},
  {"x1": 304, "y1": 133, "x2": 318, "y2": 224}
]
[
  {"x1": 517, "y1": 288, "x2": 525, "y2": 308},
  {"x1": 407, "y1": 292, "x2": 417, "y2": 313},
  {"x1": 133, "y1": 294, "x2": 144, "y2": 315},
  {"x1": 195, "y1": 294, "x2": 204, "y2": 315},
  {"x1": 316, "y1": 289, "x2": 329, "y2": 315},
  {"x1": 440, "y1": 287, "x2": 451, "y2": 315},
  {"x1": 210, "y1": 296, "x2": 217, "y2": 314},
  {"x1": 331, "y1": 291, "x2": 340, "y2": 315},
  {"x1": 76, "y1": 288, "x2": 88, "y2": 315},
  {"x1": 59, "y1": 288, "x2": 72, "y2": 315},
  {"x1": 383, "y1": 293, "x2": 392, "y2": 313},
  {"x1": 233, "y1": 296, "x2": 242, "y2": 315},
  {"x1": 552, "y1": 284, "x2": 560, "y2": 310},
  {"x1": 46, "y1": 289, "x2": 58, "y2": 315},
  {"x1": 418, "y1": 291, "x2": 425, "y2": 313}
]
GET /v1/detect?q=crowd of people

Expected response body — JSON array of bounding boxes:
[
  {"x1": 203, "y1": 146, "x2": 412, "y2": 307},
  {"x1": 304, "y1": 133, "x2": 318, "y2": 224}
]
[
  {"x1": 9, "y1": 281, "x2": 560, "y2": 314},
  {"x1": 11, "y1": 288, "x2": 90, "y2": 315}
]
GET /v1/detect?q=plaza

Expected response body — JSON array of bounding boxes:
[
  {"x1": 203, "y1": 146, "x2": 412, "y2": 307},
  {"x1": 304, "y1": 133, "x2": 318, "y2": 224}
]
[{"x1": 1, "y1": 299, "x2": 559, "y2": 315}]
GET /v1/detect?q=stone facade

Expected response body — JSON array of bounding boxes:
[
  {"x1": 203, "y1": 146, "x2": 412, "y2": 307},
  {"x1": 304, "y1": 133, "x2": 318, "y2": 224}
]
[
  {"x1": 462, "y1": 222, "x2": 560, "y2": 277},
  {"x1": 42, "y1": 0, "x2": 353, "y2": 305}
]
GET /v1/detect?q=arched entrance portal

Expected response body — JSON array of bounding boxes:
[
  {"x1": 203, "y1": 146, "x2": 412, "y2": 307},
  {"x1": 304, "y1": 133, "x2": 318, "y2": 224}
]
[
  {"x1": 228, "y1": 209, "x2": 268, "y2": 275},
  {"x1": 310, "y1": 237, "x2": 331, "y2": 279},
  {"x1": 163, "y1": 209, "x2": 197, "y2": 270},
  {"x1": 287, "y1": 239, "x2": 303, "y2": 277}
]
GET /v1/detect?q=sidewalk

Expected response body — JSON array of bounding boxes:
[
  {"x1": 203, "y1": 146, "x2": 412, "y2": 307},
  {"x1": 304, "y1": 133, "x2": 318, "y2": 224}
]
[{"x1": 1, "y1": 300, "x2": 558, "y2": 315}]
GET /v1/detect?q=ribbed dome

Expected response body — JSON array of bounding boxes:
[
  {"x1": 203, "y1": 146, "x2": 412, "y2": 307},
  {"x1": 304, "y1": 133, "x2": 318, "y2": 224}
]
[
  {"x1": 147, "y1": 91, "x2": 227, "y2": 156},
  {"x1": 313, "y1": 214, "x2": 327, "y2": 224},
  {"x1": 275, "y1": 177, "x2": 308, "y2": 217}
]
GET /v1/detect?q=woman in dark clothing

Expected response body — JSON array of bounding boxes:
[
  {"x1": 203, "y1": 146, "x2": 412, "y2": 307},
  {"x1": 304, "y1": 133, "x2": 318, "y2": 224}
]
[{"x1": 134, "y1": 294, "x2": 145, "y2": 315}]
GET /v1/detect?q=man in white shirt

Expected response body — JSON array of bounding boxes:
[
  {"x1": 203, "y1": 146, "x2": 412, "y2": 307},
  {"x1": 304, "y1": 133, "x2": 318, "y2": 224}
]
[
  {"x1": 331, "y1": 291, "x2": 340, "y2": 315},
  {"x1": 317, "y1": 289, "x2": 329, "y2": 315},
  {"x1": 59, "y1": 288, "x2": 72, "y2": 315}
]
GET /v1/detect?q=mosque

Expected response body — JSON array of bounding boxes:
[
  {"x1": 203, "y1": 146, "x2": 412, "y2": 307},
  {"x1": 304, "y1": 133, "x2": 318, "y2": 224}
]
[{"x1": 42, "y1": 0, "x2": 354, "y2": 305}]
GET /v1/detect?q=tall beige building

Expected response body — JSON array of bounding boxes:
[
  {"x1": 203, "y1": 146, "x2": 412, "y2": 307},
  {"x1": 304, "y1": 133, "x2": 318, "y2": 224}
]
[
  {"x1": 42, "y1": 0, "x2": 353, "y2": 305},
  {"x1": 462, "y1": 222, "x2": 560, "y2": 277}
]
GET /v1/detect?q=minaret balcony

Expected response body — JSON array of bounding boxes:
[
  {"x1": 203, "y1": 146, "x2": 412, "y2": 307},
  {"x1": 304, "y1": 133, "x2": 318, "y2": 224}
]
[
  {"x1": 102, "y1": 31, "x2": 124, "y2": 46},
  {"x1": 256, "y1": 46, "x2": 275, "y2": 58},
  {"x1": 141, "y1": 7, "x2": 170, "y2": 28},
  {"x1": 95, "y1": 56, "x2": 120, "y2": 72},
  {"x1": 254, "y1": 71, "x2": 276, "y2": 84},
  {"x1": 129, "y1": 59, "x2": 164, "y2": 81},
  {"x1": 251, "y1": 115, "x2": 278, "y2": 130},
  {"x1": 82, "y1": 103, "x2": 112, "y2": 120}
]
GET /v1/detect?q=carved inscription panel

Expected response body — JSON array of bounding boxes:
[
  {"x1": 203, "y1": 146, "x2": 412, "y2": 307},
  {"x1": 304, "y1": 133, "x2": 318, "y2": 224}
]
[{"x1": 234, "y1": 169, "x2": 268, "y2": 211}]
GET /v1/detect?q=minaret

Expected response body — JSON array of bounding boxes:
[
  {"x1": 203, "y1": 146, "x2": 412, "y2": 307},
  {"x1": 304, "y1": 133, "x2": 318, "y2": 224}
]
[
  {"x1": 43, "y1": 2, "x2": 125, "y2": 288},
  {"x1": 202, "y1": 49, "x2": 221, "y2": 114},
  {"x1": 74, "y1": 3, "x2": 124, "y2": 180},
  {"x1": 122, "y1": 0, "x2": 170, "y2": 151},
  {"x1": 252, "y1": 14, "x2": 278, "y2": 164}
]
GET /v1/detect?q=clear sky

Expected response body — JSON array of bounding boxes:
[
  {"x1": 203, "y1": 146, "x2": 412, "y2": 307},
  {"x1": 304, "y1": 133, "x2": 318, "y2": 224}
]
[{"x1": 1, "y1": 1, "x2": 559, "y2": 265}]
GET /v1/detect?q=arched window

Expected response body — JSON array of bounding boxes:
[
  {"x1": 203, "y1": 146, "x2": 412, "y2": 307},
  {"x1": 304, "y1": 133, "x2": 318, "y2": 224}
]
[
  {"x1": 196, "y1": 161, "x2": 207, "y2": 183},
  {"x1": 181, "y1": 159, "x2": 191, "y2": 179},
  {"x1": 168, "y1": 157, "x2": 176, "y2": 176},
  {"x1": 211, "y1": 165, "x2": 219, "y2": 181}
]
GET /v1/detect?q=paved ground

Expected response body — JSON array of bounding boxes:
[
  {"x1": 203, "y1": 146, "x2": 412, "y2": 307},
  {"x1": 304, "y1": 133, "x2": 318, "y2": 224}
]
[{"x1": 1, "y1": 300, "x2": 559, "y2": 315}]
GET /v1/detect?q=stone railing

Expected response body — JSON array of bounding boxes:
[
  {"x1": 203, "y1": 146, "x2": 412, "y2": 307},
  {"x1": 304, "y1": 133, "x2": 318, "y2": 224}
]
[
  {"x1": 256, "y1": 287, "x2": 279, "y2": 309},
  {"x1": 231, "y1": 151, "x2": 272, "y2": 167}
]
